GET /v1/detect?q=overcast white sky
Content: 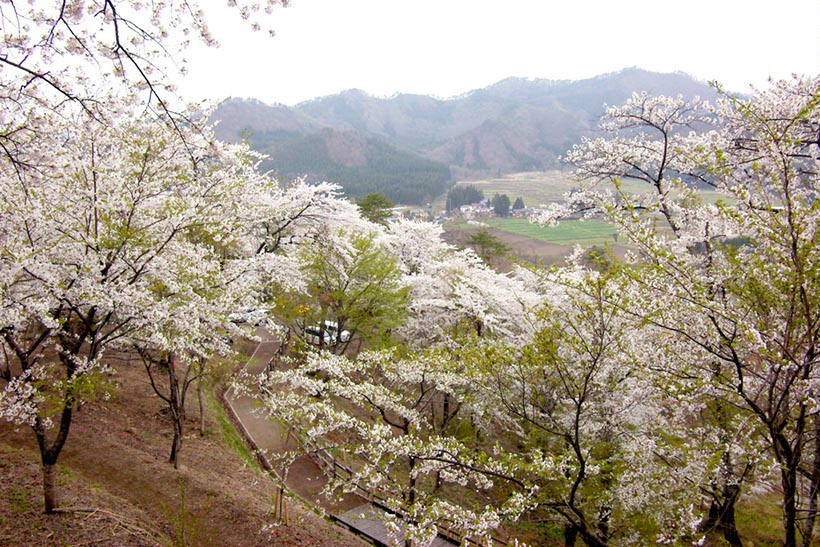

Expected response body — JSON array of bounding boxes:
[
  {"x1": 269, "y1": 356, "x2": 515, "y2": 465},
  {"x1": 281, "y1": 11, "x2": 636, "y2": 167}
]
[{"x1": 178, "y1": 0, "x2": 820, "y2": 106}]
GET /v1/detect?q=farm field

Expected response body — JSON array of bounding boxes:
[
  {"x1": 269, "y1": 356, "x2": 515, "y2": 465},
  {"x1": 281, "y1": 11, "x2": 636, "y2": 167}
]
[
  {"x1": 436, "y1": 170, "x2": 657, "y2": 210},
  {"x1": 481, "y1": 217, "x2": 619, "y2": 247},
  {"x1": 438, "y1": 170, "x2": 727, "y2": 264},
  {"x1": 437, "y1": 170, "x2": 727, "y2": 211}
]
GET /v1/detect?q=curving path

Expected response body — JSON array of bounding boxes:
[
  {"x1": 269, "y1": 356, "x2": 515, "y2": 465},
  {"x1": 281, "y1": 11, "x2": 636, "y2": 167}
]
[
  {"x1": 223, "y1": 329, "x2": 460, "y2": 546},
  {"x1": 224, "y1": 329, "x2": 364, "y2": 514}
]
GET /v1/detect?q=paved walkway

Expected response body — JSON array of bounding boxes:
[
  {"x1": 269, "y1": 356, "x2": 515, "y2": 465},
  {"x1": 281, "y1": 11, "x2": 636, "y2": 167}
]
[
  {"x1": 335, "y1": 504, "x2": 457, "y2": 547},
  {"x1": 224, "y1": 328, "x2": 459, "y2": 546},
  {"x1": 224, "y1": 330, "x2": 364, "y2": 513}
]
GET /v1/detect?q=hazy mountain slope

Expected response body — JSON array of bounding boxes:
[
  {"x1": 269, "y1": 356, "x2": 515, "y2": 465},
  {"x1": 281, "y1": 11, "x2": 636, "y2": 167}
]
[
  {"x1": 210, "y1": 68, "x2": 720, "y2": 201},
  {"x1": 262, "y1": 128, "x2": 451, "y2": 205},
  {"x1": 212, "y1": 97, "x2": 322, "y2": 143}
]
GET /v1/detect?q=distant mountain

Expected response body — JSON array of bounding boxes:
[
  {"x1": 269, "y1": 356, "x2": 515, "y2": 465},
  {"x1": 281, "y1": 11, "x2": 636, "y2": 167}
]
[{"x1": 211, "y1": 68, "x2": 719, "y2": 204}]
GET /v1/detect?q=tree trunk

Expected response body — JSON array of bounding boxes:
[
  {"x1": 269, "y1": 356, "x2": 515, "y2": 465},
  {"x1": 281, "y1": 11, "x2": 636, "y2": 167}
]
[
  {"x1": 407, "y1": 455, "x2": 416, "y2": 506},
  {"x1": 719, "y1": 485, "x2": 742, "y2": 547},
  {"x1": 784, "y1": 465, "x2": 799, "y2": 547},
  {"x1": 577, "y1": 528, "x2": 607, "y2": 547},
  {"x1": 564, "y1": 523, "x2": 578, "y2": 546},
  {"x1": 170, "y1": 413, "x2": 183, "y2": 469},
  {"x1": 167, "y1": 356, "x2": 183, "y2": 469},
  {"x1": 801, "y1": 415, "x2": 820, "y2": 547},
  {"x1": 701, "y1": 486, "x2": 742, "y2": 547},
  {"x1": 197, "y1": 373, "x2": 205, "y2": 437},
  {"x1": 42, "y1": 462, "x2": 58, "y2": 514},
  {"x1": 34, "y1": 391, "x2": 75, "y2": 514}
]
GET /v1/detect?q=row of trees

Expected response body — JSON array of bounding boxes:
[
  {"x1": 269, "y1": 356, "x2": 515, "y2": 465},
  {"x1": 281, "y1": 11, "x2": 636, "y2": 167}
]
[
  {"x1": 253, "y1": 78, "x2": 820, "y2": 546},
  {"x1": 0, "y1": 0, "x2": 301, "y2": 514},
  {"x1": 1, "y1": 3, "x2": 818, "y2": 545},
  {"x1": 445, "y1": 184, "x2": 485, "y2": 211},
  {"x1": 490, "y1": 192, "x2": 525, "y2": 216}
]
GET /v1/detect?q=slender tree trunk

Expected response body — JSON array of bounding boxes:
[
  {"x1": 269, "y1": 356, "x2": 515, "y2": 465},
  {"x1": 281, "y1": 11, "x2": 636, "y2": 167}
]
[
  {"x1": 34, "y1": 380, "x2": 75, "y2": 514},
  {"x1": 564, "y1": 523, "x2": 578, "y2": 546},
  {"x1": 719, "y1": 485, "x2": 742, "y2": 547},
  {"x1": 407, "y1": 455, "x2": 416, "y2": 506},
  {"x1": 802, "y1": 415, "x2": 820, "y2": 547},
  {"x1": 784, "y1": 465, "x2": 799, "y2": 547},
  {"x1": 167, "y1": 356, "x2": 183, "y2": 469},
  {"x1": 197, "y1": 373, "x2": 206, "y2": 437},
  {"x1": 170, "y1": 412, "x2": 183, "y2": 469},
  {"x1": 42, "y1": 462, "x2": 58, "y2": 514}
]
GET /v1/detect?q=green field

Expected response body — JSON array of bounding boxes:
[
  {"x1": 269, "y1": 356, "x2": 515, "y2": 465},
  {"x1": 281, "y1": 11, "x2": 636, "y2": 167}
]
[
  {"x1": 481, "y1": 217, "x2": 619, "y2": 246},
  {"x1": 437, "y1": 170, "x2": 727, "y2": 251}
]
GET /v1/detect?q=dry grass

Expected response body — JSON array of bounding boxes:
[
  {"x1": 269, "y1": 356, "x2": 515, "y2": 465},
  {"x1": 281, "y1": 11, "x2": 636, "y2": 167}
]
[{"x1": 0, "y1": 345, "x2": 366, "y2": 547}]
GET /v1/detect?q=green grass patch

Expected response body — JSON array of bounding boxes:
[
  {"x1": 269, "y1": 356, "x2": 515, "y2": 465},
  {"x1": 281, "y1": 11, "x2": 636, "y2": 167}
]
[
  {"x1": 7, "y1": 486, "x2": 34, "y2": 514},
  {"x1": 735, "y1": 493, "x2": 784, "y2": 546},
  {"x1": 464, "y1": 217, "x2": 619, "y2": 247},
  {"x1": 205, "y1": 387, "x2": 260, "y2": 471}
]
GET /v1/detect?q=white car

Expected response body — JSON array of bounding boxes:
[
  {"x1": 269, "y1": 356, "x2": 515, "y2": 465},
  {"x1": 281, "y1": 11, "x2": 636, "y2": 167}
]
[
  {"x1": 228, "y1": 308, "x2": 268, "y2": 326},
  {"x1": 302, "y1": 321, "x2": 351, "y2": 346}
]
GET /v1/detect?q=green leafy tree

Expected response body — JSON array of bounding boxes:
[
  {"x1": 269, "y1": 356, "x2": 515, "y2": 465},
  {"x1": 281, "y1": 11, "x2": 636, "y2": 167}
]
[
  {"x1": 492, "y1": 193, "x2": 511, "y2": 217},
  {"x1": 466, "y1": 229, "x2": 510, "y2": 266},
  {"x1": 278, "y1": 230, "x2": 409, "y2": 352},
  {"x1": 512, "y1": 196, "x2": 525, "y2": 210},
  {"x1": 446, "y1": 184, "x2": 484, "y2": 212},
  {"x1": 357, "y1": 192, "x2": 395, "y2": 225}
]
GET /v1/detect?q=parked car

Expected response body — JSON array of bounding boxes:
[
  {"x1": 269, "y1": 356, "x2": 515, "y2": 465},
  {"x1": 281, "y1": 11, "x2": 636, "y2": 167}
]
[
  {"x1": 228, "y1": 308, "x2": 268, "y2": 326},
  {"x1": 301, "y1": 320, "x2": 351, "y2": 346}
]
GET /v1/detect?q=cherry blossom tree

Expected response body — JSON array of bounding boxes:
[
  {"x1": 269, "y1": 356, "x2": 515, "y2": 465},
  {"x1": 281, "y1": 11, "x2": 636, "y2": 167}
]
[
  {"x1": 544, "y1": 77, "x2": 820, "y2": 546},
  {"x1": 257, "y1": 345, "x2": 528, "y2": 545},
  {"x1": 0, "y1": 1, "x2": 289, "y2": 135},
  {"x1": 386, "y1": 219, "x2": 543, "y2": 352},
  {"x1": 0, "y1": 103, "x2": 345, "y2": 508},
  {"x1": 255, "y1": 261, "x2": 709, "y2": 545},
  {"x1": 475, "y1": 267, "x2": 702, "y2": 545}
]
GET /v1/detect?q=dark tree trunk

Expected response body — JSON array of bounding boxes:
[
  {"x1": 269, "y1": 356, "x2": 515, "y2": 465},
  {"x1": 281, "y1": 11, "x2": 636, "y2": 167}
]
[
  {"x1": 42, "y1": 462, "x2": 58, "y2": 514},
  {"x1": 167, "y1": 359, "x2": 183, "y2": 469},
  {"x1": 784, "y1": 465, "x2": 799, "y2": 547},
  {"x1": 801, "y1": 415, "x2": 820, "y2": 547},
  {"x1": 34, "y1": 381, "x2": 75, "y2": 514},
  {"x1": 564, "y1": 523, "x2": 578, "y2": 546},
  {"x1": 577, "y1": 529, "x2": 607, "y2": 547},
  {"x1": 701, "y1": 485, "x2": 742, "y2": 547},
  {"x1": 197, "y1": 373, "x2": 206, "y2": 437}
]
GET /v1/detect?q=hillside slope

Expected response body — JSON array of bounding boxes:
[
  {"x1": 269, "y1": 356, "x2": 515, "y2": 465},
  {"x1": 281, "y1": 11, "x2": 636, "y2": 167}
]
[{"x1": 0, "y1": 345, "x2": 364, "y2": 547}]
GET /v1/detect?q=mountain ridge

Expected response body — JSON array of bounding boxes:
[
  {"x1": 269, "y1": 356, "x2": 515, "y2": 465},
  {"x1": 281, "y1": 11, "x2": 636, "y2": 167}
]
[{"x1": 211, "y1": 68, "x2": 720, "y2": 204}]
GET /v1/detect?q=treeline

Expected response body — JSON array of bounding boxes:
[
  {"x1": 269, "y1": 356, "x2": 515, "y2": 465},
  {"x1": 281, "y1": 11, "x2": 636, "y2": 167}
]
[
  {"x1": 446, "y1": 184, "x2": 484, "y2": 211},
  {"x1": 257, "y1": 132, "x2": 452, "y2": 205},
  {"x1": 446, "y1": 185, "x2": 525, "y2": 216}
]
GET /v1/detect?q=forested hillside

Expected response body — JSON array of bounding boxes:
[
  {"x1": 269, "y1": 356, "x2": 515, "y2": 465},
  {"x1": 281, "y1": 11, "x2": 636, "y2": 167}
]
[
  {"x1": 250, "y1": 128, "x2": 451, "y2": 205},
  {"x1": 211, "y1": 68, "x2": 719, "y2": 201}
]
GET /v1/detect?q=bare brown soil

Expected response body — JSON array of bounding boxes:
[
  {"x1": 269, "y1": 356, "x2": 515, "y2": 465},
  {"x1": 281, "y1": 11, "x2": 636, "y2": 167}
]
[
  {"x1": 443, "y1": 225, "x2": 571, "y2": 270},
  {"x1": 0, "y1": 341, "x2": 365, "y2": 547}
]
